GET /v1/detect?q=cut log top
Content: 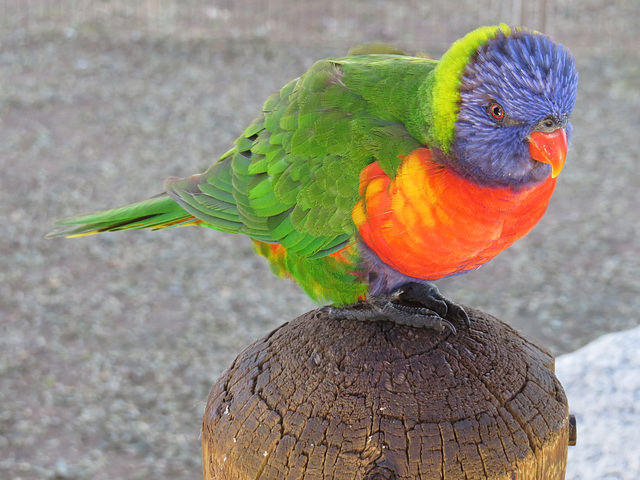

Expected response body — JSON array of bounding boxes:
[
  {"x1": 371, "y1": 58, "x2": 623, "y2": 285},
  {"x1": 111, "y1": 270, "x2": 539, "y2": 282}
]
[{"x1": 202, "y1": 306, "x2": 570, "y2": 479}]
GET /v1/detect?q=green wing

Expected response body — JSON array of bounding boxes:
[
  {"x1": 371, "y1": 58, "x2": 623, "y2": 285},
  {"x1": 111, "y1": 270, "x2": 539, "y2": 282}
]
[{"x1": 166, "y1": 51, "x2": 437, "y2": 258}]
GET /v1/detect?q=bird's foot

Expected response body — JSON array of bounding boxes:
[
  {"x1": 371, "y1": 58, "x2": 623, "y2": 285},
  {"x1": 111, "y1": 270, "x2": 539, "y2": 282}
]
[
  {"x1": 325, "y1": 282, "x2": 469, "y2": 334},
  {"x1": 394, "y1": 282, "x2": 470, "y2": 328}
]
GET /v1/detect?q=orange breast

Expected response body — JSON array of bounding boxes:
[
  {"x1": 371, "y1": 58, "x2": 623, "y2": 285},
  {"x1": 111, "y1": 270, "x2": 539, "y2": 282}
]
[{"x1": 352, "y1": 148, "x2": 556, "y2": 280}]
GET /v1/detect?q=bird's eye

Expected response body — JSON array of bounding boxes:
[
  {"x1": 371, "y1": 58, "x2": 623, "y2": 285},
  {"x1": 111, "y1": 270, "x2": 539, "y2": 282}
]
[
  {"x1": 542, "y1": 116, "x2": 555, "y2": 129},
  {"x1": 488, "y1": 102, "x2": 504, "y2": 121}
]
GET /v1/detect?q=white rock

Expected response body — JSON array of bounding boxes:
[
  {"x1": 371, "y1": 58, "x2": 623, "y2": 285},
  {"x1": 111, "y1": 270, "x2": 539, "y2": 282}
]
[{"x1": 556, "y1": 325, "x2": 640, "y2": 479}]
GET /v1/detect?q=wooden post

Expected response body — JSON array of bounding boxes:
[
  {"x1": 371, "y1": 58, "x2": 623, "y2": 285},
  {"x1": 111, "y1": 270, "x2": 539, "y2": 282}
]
[{"x1": 202, "y1": 306, "x2": 573, "y2": 479}]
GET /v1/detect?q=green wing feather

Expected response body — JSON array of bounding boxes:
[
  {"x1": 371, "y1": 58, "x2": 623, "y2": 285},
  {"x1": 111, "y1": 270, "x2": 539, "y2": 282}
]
[
  {"x1": 49, "y1": 49, "x2": 438, "y2": 262},
  {"x1": 165, "y1": 52, "x2": 436, "y2": 256}
]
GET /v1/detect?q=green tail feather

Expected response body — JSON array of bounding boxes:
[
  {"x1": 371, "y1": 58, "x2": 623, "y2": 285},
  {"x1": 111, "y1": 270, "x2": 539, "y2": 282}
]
[{"x1": 46, "y1": 193, "x2": 193, "y2": 238}]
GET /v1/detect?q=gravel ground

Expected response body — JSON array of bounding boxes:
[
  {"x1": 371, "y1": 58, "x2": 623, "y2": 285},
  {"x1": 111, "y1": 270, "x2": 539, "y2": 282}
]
[{"x1": 1, "y1": 2, "x2": 639, "y2": 479}]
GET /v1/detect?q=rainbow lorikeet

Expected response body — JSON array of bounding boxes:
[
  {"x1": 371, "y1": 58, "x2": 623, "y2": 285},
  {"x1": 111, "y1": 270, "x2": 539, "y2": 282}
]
[{"x1": 48, "y1": 25, "x2": 578, "y2": 332}]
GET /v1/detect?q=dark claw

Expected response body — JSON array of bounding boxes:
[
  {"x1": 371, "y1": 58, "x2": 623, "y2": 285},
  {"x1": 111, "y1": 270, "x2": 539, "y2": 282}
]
[
  {"x1": 324, "y1": 282, "x2": 469, "y2": 334},
  {"x1": 395, "y1": 283, "x2": 448, "y2": 316},
  {"x1": 394, "y1": 282, "x2": 470, "y2": 329},
  {"x1": 450, "y1": 303, "x2": 471, "y2": 327}
]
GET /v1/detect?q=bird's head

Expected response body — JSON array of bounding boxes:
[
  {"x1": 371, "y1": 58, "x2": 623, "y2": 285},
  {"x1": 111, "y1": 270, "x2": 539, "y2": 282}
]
[{"x1": 427, "y1": 24, "x2": 578, "y2": 188}]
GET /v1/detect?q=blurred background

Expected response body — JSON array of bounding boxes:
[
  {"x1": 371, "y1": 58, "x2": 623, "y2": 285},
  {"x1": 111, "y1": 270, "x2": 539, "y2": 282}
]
[{"x1": 1, "y1": 1, "x2": 638, "y2": 478}]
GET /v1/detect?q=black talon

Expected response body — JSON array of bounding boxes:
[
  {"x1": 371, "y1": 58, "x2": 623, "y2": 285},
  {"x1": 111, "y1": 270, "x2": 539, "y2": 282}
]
[
  {"x1": 450, "y1": 303, "x2": 471, "y2": 327},
  {"x1": 325, "y1": 282, "x2": 468, "y2": 334},
  {"x1": 393, "y1": 281, "x2": 469, "y2": 330}
]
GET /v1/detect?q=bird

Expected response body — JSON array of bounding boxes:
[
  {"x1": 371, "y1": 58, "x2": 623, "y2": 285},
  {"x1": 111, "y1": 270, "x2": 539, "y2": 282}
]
[{"x1": 47, "y1": 24, "x2": 579, "y2": 333}]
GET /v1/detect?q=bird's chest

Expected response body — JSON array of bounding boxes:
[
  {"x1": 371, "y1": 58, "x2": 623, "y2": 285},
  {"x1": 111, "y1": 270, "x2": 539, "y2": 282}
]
[{"x1": 352, "y1": 148, "x2": 556, "y2": 279}]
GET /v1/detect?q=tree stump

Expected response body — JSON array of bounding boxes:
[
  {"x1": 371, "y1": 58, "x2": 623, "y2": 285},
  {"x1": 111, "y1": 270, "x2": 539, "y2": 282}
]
[{"x1": 202, "y1": 306, "x2": 572, "y2": 479}]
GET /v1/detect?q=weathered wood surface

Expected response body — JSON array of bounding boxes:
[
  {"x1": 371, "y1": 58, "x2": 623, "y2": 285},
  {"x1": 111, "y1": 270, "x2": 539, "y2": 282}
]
[{"x1": 202, "y1": 306, "x2": 570, "y2": 479}]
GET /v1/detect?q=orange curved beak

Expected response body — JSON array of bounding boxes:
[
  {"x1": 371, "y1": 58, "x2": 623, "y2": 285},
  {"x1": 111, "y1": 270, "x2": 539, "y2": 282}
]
[{"x1": 528, "y1": 128, "x2": 567, "y2": 178}]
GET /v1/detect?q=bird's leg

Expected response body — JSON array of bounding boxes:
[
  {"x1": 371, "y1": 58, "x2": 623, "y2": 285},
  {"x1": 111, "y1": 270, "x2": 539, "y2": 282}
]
[{"x1": 326, "y1": 282, "x2": 469, "y2": 334}]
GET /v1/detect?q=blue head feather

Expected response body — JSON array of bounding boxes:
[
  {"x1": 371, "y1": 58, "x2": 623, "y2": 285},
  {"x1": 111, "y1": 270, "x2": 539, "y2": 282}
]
[{"x1": 450, "y1": 29, "x2": 578, "y2": 188}]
